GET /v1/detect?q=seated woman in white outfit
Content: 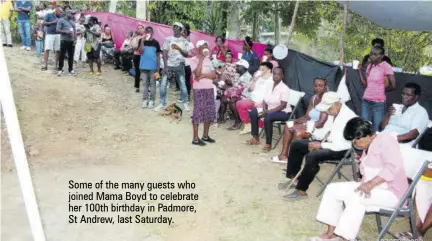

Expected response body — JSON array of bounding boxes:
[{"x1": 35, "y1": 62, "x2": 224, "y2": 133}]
[{"x1": 310, "y1": 117, "x2": 409, "y2": 241}]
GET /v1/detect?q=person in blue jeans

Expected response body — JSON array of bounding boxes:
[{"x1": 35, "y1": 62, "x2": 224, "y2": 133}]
[
  {"x1": 154, "y1": 22, "x2": 192, "y2": 112},
  {"x1": 138, "y1": 26, "x2": 161, "y2": 109},
  {"x1": 358, "y1": 46, "x2": 396, "y2": 131},
  {"x1": 14, "y1": 0, "x2": 32, "y2": 50}
]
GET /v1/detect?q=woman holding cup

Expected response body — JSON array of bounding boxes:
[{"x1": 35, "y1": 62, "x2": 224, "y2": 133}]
[
  {"x1": 269, "y1": 77, "x2": 330, "y2": 163},
  {"x1": 358, "y1": 46, "x2": 396, "y2": 131},
  {"x1": 189, "y1": 40, "x2": 217, "y2": 146}
]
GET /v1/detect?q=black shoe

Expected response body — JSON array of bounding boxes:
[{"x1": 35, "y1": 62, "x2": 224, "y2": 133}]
[
  {"x1": 192, "y1": 139, "x2": 206, "y2": 146},
  {"x1": 135, "y1": 88, "x2": 139, "y2": 93},
  {"x1": 41, "y1": 66, "x2": 48, "y2": 71},
  {"x1": 2, "y1": 44, "x2": 6, "y2": 47},
  {"x1": 7, "y1": 44, "x2": 13, "y2": 47},
  {"x1": 114, "y1": 66, "x2": 121, "y2": 70},
  {"x1": 202, "y1": 136, "x2": 216, "y2": 143}
]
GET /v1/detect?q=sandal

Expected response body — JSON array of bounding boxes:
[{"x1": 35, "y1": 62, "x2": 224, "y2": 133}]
[
  {"x1": 395, "y1": 232, "x2": 415, "y2": 241},
  {"x1": 246, "y1": 139, "x2": 260, "y2": 145},
  {"x1": 268, "y1": 156, "x2": 288, "y2": 164}
]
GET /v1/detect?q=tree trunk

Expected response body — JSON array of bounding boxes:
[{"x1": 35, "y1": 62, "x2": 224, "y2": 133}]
[
  {"x1": 227, "y1": 3, "x2": 240, "y2": 39},
  {"x1": 339, "y1": 1, "x2": 348, "y2": 65},
  {"x1": 136, "y1": 0, "x2": 147, "y2": 20},
  {"x1": 286, "y1": 0, "x2": 300, "y2": 45},
  {"x1": 274, "y1": 3, "x2": 280, "y2": 45},
  {"x1": 109, "y1": 0, "x2": 118, "y2": 13},
  {"x1": 252, "y1": 12, "x2": 260, "y2": 41}
]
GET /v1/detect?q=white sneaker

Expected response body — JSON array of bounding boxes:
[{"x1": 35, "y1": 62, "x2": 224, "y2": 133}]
[
  {"x1": 20, "y1": 46, "x2": 26, "y2": 50},
  {"x1": 183, "y1": 103, "x2": 190, "y2": 112},
  {"x1": 148, "y1": 100, "x2": 154, "y2": 108},
  {"x1": 141, "y1": 100, "x2": 148, "y2": 108},
  {"x1": 153, "y1": 104, "x2": 166, "y2": 112},
  {"x1": 26, "y1": 47, "x2": 31, "y2": 51},
  {"x1": 68, "y1": 70, "x2": 77, "y2": 76},
  {"x1": 57, "y1": 70, "x2": 64, "y2": 76}
]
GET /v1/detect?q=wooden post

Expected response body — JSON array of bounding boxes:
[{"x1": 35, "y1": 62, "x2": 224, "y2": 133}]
[
  {"x1": 252, "y1": 12, "x2": 259, "y2": 41},
  {"x1": 339, "y1": 1, "x2": 348, "y2": 66},
  {"x1": 274, "y1": 3, "x2": 280, "y2": 45},
  {"x1": 108, "y1": 0, "x2": 118, "y2": 13},
  {"x1": 286, "y1": 0, "x2": 300, "y2": 45},
  {"x1": 136, "y1": 0, "x2": 147, "y2": 20}
]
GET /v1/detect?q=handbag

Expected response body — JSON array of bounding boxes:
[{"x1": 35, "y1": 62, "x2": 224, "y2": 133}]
[{"x1": 84, "y1": 42, "x2": 92, "y2": 53}]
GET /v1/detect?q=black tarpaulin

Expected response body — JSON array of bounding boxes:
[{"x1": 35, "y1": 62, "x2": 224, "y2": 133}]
[
  {"x1": 278, "y1": 49, "x2": 343, "y2": 117},
  {"x1": 277, "y1": 50, "x2": 432, "y2": 149}
]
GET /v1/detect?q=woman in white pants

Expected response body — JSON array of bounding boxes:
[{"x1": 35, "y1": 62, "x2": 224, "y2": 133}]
[
  {"x1": 310, "y1": 117, "x2": 409, "y2": 241},
  {"x1": 74, "y1": 15, "x2": 87, "y2": 64}
]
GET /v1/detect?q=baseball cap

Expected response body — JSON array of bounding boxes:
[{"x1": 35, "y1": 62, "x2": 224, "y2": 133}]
[
  {"x1": 315, "y1": 92, "x2": 341, "y2": 112},
  {"x1": 173, "y1": 22, "x2": 184, "y2": 29},
  {"x1": 236, "y1": 59, "x2": 249, "y2": 69},
  {"x1": 196, "y1": 40, "x2": 208, "y2": 49}
]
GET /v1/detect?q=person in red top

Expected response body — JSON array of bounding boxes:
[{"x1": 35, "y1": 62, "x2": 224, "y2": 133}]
[
  {"x1": 358, "y1": 46, "x2": 396, "y2": 132},
  {"x1": 211, "y1": 36, "x2": 227, "y2": 62}
]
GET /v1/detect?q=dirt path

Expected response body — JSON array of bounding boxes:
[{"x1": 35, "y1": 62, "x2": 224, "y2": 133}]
[{"x1": 1, "y1": 47, "x2": 412, "y2": 241}]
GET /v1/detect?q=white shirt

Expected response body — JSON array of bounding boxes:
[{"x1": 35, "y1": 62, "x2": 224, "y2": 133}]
[
  {"x1": 321, "y1": 103, "x2": 358, "y2": 152},
  {"x1": 250, "y1": 74, "x2": 273, "y2": 103},
  {"x1": 383, "y1": 102, "x2": 429, "y2": 146},
  {"x1": 184, "y1": 42, "x2": 194, "y2": 67}
]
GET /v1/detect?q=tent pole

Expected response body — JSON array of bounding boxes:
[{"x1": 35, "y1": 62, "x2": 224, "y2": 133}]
[
  {"x1": 339, "y1": 1, "x2": 348, "y2": 66},
  {"x1": 0, "y1": 47, "x2": 46, "y2": 240}
]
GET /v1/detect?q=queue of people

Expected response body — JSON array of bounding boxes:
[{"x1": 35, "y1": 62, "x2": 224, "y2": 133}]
[{"x1": 3, "y1": 4, "x2": 431, "y2": 238}]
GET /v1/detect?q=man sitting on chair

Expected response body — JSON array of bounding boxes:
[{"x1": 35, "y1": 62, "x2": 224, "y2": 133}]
[
  {"x1": 380, "y1": 82, "x2": 429, "y2": 146},
  {"x1": 279, "y1": 92, "x2": 357, "y2": 201}
]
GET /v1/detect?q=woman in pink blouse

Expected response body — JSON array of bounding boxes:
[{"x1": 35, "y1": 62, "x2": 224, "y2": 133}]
[
  {"x1": 310, "y1": 117, "x2": 408, "y2": 241},
  {"x1": 246, "y1": 67, "x2": 291, "y2": 152}
]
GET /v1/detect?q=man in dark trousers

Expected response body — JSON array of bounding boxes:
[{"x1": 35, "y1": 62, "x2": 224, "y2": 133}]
[{"x1": 56, "y1": 10, "x2": 76, "y2": 76}]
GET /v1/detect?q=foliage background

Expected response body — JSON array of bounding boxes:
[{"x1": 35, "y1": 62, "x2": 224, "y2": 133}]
[{"x1": 7, "y1": 0, "x2": 431, "y2": 72}]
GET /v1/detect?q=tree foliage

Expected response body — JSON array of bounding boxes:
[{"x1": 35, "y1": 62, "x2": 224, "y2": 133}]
[{"x1": 313, "y1": 1, "x2": 432, "y2": 72}]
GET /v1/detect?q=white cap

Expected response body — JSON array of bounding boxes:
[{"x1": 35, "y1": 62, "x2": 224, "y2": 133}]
[
  {"x1": 236, "y1": 59, "x2": 249, "y2": 69},
  {"x1": 173, "y1": 22, "x2": 184, "y2": 29},
  {"x1": 196, "y1": 40, "x2": 208, "y2": 49},
  {"x1": 315, "y1": 92, "x2": 341, "y2": 112}
]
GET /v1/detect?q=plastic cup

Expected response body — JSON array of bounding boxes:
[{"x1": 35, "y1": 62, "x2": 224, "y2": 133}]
[
  {"x1": 306, "y1": 121, "x2": 315, "y2": 133},
  {"x1": 392, "y1": 104, "x2": 403, "y2": 115},
  {"x1": 353, "y1": 60, "x2": 360, "y2": 69}
]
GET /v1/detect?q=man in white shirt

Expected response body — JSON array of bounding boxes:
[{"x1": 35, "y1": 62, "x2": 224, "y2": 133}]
[
  {"x1": 280, "y1": 92, "x2": 357, "y2": 201},
  {"x1": 380, "y1": 82, "x2": 430, "y2": 146}
]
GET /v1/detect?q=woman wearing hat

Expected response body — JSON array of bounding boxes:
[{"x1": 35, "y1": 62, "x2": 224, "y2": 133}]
[{"x1": 189, "y1": 40, "x2": 217, "y2": 146}]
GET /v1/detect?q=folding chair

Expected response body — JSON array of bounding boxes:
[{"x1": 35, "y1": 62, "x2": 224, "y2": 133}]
[
  {"x1": 411, "y1": 120, "x2": 432, "y2": 148},
  {"x1": 315, "y1": 148, "x2": 359, "y2": 197},
  {"x1": 368, "y1": 159, "x2": 432, "y2": 241},
  {"x1": 315, "y1": 121, "x2": 432, "y2": 198},
  {"x1": 259, "y1": 89, "x2": 305, "y2": 149}
]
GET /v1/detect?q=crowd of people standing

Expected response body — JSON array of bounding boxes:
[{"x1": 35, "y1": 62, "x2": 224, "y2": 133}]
[{"x1": 1, "y1": 2, "x2": 431, "y2": 240}]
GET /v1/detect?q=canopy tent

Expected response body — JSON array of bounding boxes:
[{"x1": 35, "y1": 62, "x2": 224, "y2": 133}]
[{"x1": 338, "y1": 1, "x2": 432, "y2": 31}]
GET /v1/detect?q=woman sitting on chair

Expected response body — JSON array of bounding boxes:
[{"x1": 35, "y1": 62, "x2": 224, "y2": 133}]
[
  {"x1": 310, "y1": 117, "x2": 408, "y2": 241},
  {"x1": 269, "y1": 77, "x2": 329, "y2": 163},
  {"x1": 246, "y1": 67, "x2": 291, "y2": 152}
]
